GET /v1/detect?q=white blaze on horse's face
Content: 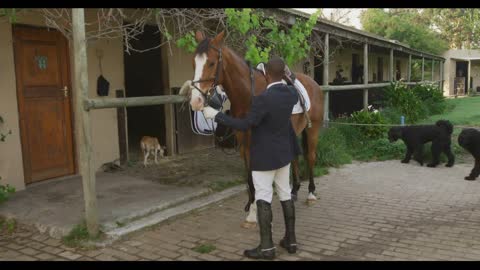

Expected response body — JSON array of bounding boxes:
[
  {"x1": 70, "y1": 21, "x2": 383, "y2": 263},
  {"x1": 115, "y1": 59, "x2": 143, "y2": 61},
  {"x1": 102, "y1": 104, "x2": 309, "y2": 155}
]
[{"x1": 191, "y1": 53, "x2": 208, "y2": 111}]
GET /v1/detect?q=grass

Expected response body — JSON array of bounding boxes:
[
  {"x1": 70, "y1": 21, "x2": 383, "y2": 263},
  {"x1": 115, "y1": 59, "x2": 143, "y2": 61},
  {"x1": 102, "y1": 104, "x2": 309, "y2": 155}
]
[
  {"x1": 61, "y1": 222, "x2": 103, "y2": 248},
  {"x1": 208, "y1": 178, "x2": 244, "y2": 192},
  {"x1": 306, "y1": 96, "x2": 480, "y2": 175},
  {"x1": 192, "y1": 243, "x2": 216, "y2": 254},
  {"x1": 0, "y1": 217, "x2": 17, "y2": 234}
]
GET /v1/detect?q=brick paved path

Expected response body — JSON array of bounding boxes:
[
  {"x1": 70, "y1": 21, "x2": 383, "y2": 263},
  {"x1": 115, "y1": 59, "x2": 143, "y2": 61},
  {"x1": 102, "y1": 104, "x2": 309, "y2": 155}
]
[{"x1": 2, "y1": 160, "x2": 480, "y2": 261}]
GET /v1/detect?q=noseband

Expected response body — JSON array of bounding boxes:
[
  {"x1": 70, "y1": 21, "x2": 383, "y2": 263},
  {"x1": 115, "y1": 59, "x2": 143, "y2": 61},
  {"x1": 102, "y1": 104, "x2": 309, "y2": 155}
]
[{"x1": 191, "y1": 44, "x2": 224, "y2": 110}]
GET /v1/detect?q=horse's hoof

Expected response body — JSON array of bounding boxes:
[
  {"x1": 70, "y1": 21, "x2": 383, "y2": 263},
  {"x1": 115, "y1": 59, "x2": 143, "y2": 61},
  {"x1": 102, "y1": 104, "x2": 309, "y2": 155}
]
[
  {"x1": 241, "y1": 221, "x2": 257, "y2": 229},
  {"x1": 306, "y1": 193, "x2": 317, "y2": 206}
]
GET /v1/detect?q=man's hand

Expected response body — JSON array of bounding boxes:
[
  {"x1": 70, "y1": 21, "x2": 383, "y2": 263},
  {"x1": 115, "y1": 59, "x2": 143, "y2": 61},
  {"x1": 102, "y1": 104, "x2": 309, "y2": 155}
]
[{"x1": 203, "y1": 106, "x2": 219, "y2": 119}]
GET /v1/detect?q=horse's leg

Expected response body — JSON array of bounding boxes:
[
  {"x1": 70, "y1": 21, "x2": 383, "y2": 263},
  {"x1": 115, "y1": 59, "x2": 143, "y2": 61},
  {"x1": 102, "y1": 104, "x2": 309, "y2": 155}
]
[
  {"x1": 240, "y1": 131, "x2": 257, "y2": 229},
  {"x1": 305, "y1": 120, "x2": 321, "y2": 205},
  {"x1": 291, "y1": 158, "x2": 301, "y2": 201}
]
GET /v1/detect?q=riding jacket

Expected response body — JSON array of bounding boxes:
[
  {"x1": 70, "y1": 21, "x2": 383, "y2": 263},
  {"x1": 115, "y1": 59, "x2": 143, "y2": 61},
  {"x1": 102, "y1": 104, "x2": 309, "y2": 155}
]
[{"x1": 214, "y1": 81, "x2": 302, "y2": 171}]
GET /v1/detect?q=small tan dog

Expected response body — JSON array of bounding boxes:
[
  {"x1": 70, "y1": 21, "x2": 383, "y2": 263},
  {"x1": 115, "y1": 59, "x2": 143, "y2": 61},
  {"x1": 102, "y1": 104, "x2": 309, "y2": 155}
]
[{"x1": 140, "y1": 136, "x2": 166, "y2": 167}]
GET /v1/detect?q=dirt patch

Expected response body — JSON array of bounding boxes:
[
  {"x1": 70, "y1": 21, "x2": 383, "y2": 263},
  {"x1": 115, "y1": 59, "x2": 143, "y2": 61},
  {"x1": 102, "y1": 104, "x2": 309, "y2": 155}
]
[{"x1": 116, "y1": 148, "x2": 246, "y2": 190}]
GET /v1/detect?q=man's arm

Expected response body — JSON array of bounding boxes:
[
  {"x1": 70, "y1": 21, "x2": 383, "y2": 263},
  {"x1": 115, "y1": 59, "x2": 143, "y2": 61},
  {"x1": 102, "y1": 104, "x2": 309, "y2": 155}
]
[{"x1": 213, "y1": 95, "x2": 268, "y2": 131}]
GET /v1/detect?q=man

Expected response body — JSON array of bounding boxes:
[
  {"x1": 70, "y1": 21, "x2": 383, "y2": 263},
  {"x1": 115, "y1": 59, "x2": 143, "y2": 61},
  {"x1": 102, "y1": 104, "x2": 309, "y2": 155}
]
[{"x1": 202, "y1": 57, "x2": 301, "y2": 260}]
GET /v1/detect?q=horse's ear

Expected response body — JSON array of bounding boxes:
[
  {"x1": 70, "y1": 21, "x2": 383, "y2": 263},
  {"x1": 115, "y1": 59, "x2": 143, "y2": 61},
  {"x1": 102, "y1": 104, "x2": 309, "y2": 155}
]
[
  {"x1": 212, "y1": 31, "x2": 225, "y2": 46},
  {"x1": 195, "y1": 31, "x2": 206, "y2": 42}
]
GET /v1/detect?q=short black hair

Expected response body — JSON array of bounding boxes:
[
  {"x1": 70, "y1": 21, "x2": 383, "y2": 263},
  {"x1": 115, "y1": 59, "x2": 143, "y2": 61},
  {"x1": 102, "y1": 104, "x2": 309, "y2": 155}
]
[{"x1": 265, "y1": 56, "x2": 286, "y2": 80}]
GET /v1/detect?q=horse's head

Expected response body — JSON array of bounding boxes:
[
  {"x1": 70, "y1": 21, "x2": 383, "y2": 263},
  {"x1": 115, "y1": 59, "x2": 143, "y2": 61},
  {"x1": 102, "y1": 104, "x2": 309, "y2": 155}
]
[{"x1": 190, "y1": 31, "x2": 225, "y2": 111}]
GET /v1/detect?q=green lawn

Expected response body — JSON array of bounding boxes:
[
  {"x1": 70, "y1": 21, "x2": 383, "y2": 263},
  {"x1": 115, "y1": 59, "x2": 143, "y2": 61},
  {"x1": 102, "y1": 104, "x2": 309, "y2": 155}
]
[
  {"x1": 421, "y1": 96, "x2": 480, "y2": 126},
  {"x1": 421, "y1": 96, "x2": 480, "y2": 162}
]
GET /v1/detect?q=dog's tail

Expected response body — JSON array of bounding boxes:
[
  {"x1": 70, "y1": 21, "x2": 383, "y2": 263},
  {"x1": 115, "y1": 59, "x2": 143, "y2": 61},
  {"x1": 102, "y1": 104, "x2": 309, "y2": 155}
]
[{"x1": 436, "y1": 120, "x2": 453, "y2": 135}]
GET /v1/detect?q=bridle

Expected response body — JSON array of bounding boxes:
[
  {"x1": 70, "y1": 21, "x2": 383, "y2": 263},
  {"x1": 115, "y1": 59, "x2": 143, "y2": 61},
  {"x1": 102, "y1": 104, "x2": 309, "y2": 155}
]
[{"x1": 191, "y1": 44, "x2": 224, "y2": 110}]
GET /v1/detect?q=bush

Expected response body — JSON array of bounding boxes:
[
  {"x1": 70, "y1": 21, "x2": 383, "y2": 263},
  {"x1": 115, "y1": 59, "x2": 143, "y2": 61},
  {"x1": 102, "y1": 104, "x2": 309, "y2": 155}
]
[
  {"x1": 351, "y1": 138, "x2": 405, "y2": 162},
  {"x1": 412, "y1": 83, "x2": 447, "y2": 115},
  {"x1": 0, "y1": 115, "x2": 15, "y2": 204},
  {"x1": 314, "y1": 127, "x2": 352, "y2": 168},
  {"x1": 383, "y1": 82, "x2": 426, "y2": 123},
  {"x1": 0, "y1": 177, "x2": 15, "y2": 204},
  {"x1": 349, "y1": 109, "x2": 388, "y2": 140}
]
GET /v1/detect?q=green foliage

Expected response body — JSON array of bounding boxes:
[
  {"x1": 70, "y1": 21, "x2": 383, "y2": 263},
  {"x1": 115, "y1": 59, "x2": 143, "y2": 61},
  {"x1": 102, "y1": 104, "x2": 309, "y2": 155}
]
[
  {"x1": 422, "y1": 9, "x2": 480, "y2": 49},
  {"x1": 176, "y1": 31, "x2": 197, "y2": 53},
  {"x1": 0, "y1": 218, "x2": 17, "y2": 234},
  {"x1": 177, "y1": 9, "x2": 321, "y2": 67},
  {"x1": 349, "y1": 109, "x2": 388, "y2": 140},
  {"x1": 0, "y1": 177, "x2": 15, "y2": 204},
  {"x1": 351, "y1": 138, "x2": 405, "y2": 162},
  {"x1": 61, "y1": 222, "x2": 101, "y2": 247},
  {"x1": 314, "y1": 127, "x2": 352, "y2": 168},
  {"x1": 0, "y1": 116, "x2": 15, "y2": 205},
  {"x1": 0, "y1": 8, "x2": 17, "y2": 23},
  {"x1": 383, "y1": 82, "x2": 426, "y2": 123},
  {"x1": 192, "y1": 243, "x2": 216, "y2": 254},
  {"x1": 415, "y1": 86, "x2": 447, "y2": 116},
  {"x1": 360, "y1": 9, "x2": 448, "y2": 55}
]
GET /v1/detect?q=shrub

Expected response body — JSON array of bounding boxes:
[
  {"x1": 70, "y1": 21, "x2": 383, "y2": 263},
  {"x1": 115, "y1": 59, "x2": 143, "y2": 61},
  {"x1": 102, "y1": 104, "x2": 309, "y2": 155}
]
[
  {"x1": 351, "y1": 138, "x2": 405, "y2": 161},
  {"x1": 383, "y1": 82, "x2": 426, "y2": 123},
  {"x1": 412, "y1": 83, "x2": 447, "y2": 115},
  {"x1": 314, "y1": 127, "x2": 352, "y2": 168},
  {"x1": 0, "y1": 177, "x2": 15, "y2": 204},
  {"x1": 349, "y1": 109, "x2": 388, "y2": 140}
]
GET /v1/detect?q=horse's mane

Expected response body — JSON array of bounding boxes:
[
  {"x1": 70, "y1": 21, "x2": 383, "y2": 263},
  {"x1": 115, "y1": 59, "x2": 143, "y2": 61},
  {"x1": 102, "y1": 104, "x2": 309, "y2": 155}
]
[
  {"x1": 195, "y1": 39, "x2": 266, "y2": 79},
  {"x1": 195, "y1": 38, "x2": 211, "y2": 55}
]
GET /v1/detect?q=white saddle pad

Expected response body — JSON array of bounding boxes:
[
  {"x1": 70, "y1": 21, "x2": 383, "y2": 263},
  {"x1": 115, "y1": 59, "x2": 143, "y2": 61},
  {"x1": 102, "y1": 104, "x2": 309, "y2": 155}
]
[{"x1": 256, "y1": 63, "x2": 311, "y2": 115}]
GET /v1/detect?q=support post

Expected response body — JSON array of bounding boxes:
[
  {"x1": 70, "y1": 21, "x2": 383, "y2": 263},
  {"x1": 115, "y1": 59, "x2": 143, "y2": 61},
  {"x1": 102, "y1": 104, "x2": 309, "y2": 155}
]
[
  {"x1": 407, "y1": 54, "x2": 412, "y2": 82},
  {"x1": 363, "y1": 43, "x2": 369, "y2": 110},
  {"x1": 72, "y1": 8, "x2": 99, "y2": 237},
  {"x1": 432, "y1": 59, "x2": 435, "y2": 81},
  {"x1": 468, "y1": 60, "x2": 472, "y2": 94},
  {"x1": 323, "y1": 33, "x2": 329, "y2": 127},
  {"x1": 421, "y1": 57, "x2": 425, "y2": 81},
  {"x1": 389, "y1": 49, "x2": 394, "y2": 81},
  {"x1": 440, "y1": 61, "x2": 444, "y2": 91}
]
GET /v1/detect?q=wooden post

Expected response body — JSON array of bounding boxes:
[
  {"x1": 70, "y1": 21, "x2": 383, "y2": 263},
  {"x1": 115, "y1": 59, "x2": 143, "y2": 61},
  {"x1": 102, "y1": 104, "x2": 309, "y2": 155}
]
[
  {"x1": 432, "y1": 59, "x2": 435, "y2": 81},
  {"x1": 440, "y1": 61, "x2": 444, "y2": 91},
  {"x1": 468, "y1": 60, "x2": 472, "y2": 94},
  {"x1": 72, "y1": 8, "x2": 99, "y2": 237},
  {"x1": 407, "y1": 54, "x2": 412, "y2": 82},
  {"x1": 116, "y1": 90, "x2": 128, "y2": 166},
  {"x1": 363, "y1": 43, "x2": 369, "y2": 110},
  {"x1": 323, "y1": 33, "x2": 329, "y2": 127},
  {"x1": 421, "y1": 57, "x2": 425, "y2": 81},
  {"x1": 389, "y1": 49, "x2": 394, "y2": 81}
]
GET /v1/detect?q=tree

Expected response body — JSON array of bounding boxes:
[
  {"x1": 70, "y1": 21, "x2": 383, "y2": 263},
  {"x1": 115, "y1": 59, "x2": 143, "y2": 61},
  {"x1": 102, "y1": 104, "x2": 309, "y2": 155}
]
[
  {"x1": 421, "y1": 9, "x2": 480, "y2": 49},
  {"x1": 360, "y1": 9, "x2": 449, "y2": 55},
  {"x1": 177, "y1": 9, "x2": 321, "y2": 67}
]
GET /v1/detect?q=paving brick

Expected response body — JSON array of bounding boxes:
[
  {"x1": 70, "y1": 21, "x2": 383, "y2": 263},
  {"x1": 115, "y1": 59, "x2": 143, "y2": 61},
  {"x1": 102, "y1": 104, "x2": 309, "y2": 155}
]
[
  {"x1": 20, "y1": 247, "x2": 40, "y2": 256},
  {"x1": 35, "y1": 253, "x2": 58, "y2": 260},
  {"x1": 58, "y1": 251, "x2": 82, "y2": 260}
]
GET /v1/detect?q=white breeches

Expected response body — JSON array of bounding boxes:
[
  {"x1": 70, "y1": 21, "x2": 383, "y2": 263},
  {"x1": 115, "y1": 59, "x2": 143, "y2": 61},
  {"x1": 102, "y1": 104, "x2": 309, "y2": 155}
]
[{"x1": 252, "y1": 163, "x2": 292, "y2": 203}]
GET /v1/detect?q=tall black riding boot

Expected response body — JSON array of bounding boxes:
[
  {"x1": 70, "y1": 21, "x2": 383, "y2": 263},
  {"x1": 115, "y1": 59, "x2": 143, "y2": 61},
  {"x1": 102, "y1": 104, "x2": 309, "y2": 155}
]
[
  {"x1": 244, "y1": 200, "x2": 276, "y2": 260},
  {"x1": 279, "y1": 199, "x2": 297, "y2": 254}
]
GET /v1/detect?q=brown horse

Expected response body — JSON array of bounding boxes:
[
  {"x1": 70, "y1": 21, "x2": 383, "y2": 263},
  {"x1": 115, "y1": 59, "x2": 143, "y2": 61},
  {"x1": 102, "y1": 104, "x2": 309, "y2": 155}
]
[{"x1": 183, "y1": 30, "x2": 324, "y2": 227}]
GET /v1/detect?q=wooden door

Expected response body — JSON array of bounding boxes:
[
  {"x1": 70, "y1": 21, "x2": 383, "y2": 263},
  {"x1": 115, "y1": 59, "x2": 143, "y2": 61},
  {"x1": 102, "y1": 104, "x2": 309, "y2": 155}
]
[{"x1": 13, "y1": 25, "x2": 75, "y2": 184}]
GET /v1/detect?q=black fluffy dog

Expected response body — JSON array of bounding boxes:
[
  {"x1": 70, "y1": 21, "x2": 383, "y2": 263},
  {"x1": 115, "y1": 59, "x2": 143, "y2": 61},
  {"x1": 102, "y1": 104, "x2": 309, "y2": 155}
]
[
  {"x1": 388, "y1": 120, "x2": 455, "y2": 167},
  {"x1": 458, "y1": 128, "x2": 480, "y2": 181}
]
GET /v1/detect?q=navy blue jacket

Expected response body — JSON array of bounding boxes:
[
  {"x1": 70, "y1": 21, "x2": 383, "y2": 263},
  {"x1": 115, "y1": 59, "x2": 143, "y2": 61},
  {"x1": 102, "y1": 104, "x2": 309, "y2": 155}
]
[{"x1": 214, "y1": 82, "x2": 302, "y2": 171}]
